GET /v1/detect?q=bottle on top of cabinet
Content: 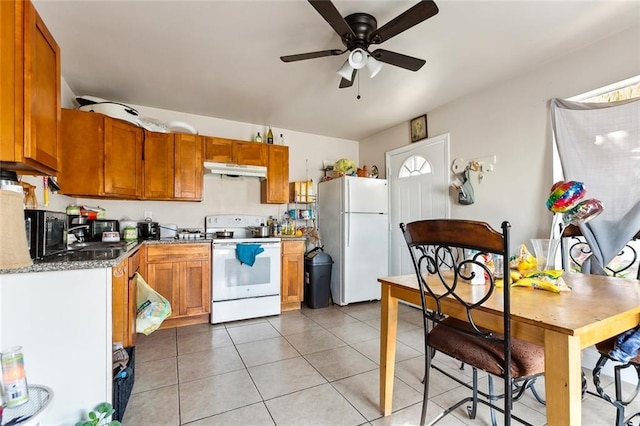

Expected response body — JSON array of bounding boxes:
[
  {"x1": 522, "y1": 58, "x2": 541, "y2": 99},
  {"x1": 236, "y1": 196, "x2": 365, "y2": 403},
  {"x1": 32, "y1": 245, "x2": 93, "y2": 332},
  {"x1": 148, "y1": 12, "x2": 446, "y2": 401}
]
[
  {"x1": 266, "y1": 127, "x2": 274, "y2": 144},
  {"x1": 255, "y1": 132, "x2": 263, "y2": 143}
]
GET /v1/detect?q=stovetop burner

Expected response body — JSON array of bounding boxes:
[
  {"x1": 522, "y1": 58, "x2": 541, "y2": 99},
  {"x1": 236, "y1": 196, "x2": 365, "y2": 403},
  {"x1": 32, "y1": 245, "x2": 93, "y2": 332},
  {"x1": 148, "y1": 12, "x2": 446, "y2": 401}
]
[{"x1": 205, "y1": 214, "x2": 279, "y2": 244}]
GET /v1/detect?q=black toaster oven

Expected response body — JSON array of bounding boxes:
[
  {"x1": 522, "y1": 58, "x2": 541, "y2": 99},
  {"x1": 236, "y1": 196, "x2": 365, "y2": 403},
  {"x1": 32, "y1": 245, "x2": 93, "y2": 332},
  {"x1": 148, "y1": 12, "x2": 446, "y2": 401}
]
[{"x1": 89, "y1": 219, "x2": 120, "y2": 241}]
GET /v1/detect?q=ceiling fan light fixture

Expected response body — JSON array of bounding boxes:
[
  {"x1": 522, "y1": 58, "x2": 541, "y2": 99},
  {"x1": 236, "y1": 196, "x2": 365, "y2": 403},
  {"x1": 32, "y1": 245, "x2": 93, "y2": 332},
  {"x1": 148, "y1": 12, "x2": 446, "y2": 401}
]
[
  {"x1": 365, "y1": 55, "x2": 383, "y2": 78},
  {"x1": 348, "y1": 48, "x2": 367, "y2": 70},
  {"x1": 337, "y1": 59, "x2": 354, "y2": 81}
]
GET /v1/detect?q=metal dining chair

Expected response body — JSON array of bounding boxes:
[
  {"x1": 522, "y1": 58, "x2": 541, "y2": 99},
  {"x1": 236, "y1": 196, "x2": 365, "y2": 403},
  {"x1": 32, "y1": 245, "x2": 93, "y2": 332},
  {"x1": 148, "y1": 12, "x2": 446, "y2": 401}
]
[
  {"x1": 560, "y1": 225, "x2": 640, "y2": 426},
  {"x1": 401, "y1": 219, "x2": 545, "y2": 426},
  {"x1": 561, "y1": 224, "x2": 640, "y2": 279}
]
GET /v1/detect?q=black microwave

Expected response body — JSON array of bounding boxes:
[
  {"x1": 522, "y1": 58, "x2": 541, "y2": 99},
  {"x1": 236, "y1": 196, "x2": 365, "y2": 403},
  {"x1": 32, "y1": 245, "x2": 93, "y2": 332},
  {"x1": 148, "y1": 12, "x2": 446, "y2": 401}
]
[{"x1": 24, "y1": 209, "x2": 67, "y2": 259}]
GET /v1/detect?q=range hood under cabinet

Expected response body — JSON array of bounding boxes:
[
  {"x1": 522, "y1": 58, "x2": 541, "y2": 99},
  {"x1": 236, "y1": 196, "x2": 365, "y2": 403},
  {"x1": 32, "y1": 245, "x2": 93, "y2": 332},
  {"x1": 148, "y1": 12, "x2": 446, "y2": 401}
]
[{"x1": 204, "y1": 162, "x2": 267, "y2": 178}]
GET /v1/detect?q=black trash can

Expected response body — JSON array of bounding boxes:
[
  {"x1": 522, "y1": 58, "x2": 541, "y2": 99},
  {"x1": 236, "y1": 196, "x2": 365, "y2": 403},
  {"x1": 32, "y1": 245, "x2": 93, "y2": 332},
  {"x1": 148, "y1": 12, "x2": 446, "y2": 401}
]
[
  {"x1": 113, "y1": 346, "x2": 135, "y2": 422},
  {"x1": 304, "y1": 248, "x2": 333, "y2": 309}
]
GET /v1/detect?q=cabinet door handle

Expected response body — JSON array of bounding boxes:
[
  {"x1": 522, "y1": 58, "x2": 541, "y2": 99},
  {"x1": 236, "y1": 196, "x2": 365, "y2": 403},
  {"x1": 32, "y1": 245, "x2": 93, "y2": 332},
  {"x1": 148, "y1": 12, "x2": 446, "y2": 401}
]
[{"x1": 128, "y1": 266, "x2": 140, "y2": 280}]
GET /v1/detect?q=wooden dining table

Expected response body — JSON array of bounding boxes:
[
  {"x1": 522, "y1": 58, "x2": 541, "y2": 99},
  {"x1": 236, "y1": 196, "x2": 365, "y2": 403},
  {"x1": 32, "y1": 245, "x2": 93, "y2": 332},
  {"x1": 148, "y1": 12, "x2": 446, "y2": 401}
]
[{"x1": 378, "y1": 272, "x2": 640, "y2": 425}]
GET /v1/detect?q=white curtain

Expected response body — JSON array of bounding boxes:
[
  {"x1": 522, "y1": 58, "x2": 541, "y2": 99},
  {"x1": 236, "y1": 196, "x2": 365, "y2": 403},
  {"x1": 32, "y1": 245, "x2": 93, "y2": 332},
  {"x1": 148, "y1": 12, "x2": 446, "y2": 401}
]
[{"x1": 551, "y1": 98, "x2": 640, "y2": 275}]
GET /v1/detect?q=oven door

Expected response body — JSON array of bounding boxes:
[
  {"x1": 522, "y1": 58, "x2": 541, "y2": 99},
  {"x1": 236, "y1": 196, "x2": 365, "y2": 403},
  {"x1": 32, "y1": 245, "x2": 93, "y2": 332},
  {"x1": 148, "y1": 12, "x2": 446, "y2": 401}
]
[{"x1": 212, "y1": 241, "x2": 281, "y2": 301}]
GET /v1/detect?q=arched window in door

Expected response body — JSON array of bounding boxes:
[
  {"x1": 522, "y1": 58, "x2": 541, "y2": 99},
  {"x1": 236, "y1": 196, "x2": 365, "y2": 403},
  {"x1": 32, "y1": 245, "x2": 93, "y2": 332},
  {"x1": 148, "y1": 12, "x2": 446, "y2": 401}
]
[{"x1": 398, "y1": 155, "x2": 432, "y2": 178}]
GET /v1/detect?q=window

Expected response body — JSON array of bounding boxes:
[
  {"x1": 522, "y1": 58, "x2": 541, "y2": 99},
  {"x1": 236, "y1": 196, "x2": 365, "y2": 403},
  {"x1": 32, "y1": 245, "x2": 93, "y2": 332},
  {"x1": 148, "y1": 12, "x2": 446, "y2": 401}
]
[
  {"x1": 398, "y1": 155, "x2": 432, "y2": 178},
  {"x1": 551, "y1": 75, "x2": 640, "y2": 276},
  {"x1": 552, "y1": 75, "x2": 640, "y2": 184}
]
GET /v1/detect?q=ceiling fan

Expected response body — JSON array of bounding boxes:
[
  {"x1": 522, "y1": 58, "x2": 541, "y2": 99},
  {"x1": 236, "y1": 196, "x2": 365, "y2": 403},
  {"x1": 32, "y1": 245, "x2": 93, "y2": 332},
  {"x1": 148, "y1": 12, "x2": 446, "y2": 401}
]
[{"x1": 280, "y1": 0, "x2": 439, "y2": 88}]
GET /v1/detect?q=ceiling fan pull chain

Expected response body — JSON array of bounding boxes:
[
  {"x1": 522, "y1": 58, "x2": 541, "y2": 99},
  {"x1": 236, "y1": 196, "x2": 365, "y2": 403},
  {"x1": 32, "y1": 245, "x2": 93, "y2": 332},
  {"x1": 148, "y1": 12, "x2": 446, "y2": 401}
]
[{"x1": 357, "y1": 72, "x2": 361, "y2": 100}]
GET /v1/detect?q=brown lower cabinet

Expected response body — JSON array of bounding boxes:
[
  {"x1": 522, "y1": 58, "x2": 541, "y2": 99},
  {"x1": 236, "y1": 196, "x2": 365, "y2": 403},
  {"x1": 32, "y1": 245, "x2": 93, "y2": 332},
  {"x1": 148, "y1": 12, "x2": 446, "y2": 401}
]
[
  {"x1": 145, "y1": 243, "x2": 211, "y2": 328},
  {"x1": 281, "y1": 240, "x2": 305, "y2": 311},
  {"x1": 112, "y1": 247, "x2": 143, "y2": 347}
]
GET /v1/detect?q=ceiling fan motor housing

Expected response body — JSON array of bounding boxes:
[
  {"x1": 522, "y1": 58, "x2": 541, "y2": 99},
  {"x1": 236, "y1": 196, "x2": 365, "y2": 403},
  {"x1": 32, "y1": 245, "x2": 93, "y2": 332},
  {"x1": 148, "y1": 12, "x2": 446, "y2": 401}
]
[{"x1": 343, "y1": 13, "x2": 377, "y2": 50}]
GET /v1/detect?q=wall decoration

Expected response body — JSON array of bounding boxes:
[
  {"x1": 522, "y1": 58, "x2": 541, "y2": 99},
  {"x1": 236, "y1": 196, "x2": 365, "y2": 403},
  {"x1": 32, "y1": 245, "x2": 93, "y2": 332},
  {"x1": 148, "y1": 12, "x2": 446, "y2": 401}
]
[{"x1": 410, "y1": 114, "x2": 427, "y2": 143}]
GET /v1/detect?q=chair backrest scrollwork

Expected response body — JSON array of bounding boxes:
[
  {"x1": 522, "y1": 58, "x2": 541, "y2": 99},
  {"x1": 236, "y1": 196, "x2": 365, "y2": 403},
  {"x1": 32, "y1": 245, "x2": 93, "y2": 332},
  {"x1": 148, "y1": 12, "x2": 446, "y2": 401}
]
[{"x1": 560, "y1": 224, "x2": 640, "y2": 279}]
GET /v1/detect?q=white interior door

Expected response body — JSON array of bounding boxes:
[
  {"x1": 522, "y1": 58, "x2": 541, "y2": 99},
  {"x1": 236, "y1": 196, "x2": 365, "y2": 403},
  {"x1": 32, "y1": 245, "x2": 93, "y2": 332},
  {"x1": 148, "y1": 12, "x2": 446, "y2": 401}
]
[{"x1": 386, "y1": 134, "x2": 450, "y2": 275}]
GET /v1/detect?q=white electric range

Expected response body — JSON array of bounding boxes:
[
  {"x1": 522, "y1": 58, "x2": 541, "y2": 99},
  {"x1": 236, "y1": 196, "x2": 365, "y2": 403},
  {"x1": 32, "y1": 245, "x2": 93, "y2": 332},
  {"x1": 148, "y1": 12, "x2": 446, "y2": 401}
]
[{"x1": 205, "y1": 215, "x2": 281, "y2": 324}]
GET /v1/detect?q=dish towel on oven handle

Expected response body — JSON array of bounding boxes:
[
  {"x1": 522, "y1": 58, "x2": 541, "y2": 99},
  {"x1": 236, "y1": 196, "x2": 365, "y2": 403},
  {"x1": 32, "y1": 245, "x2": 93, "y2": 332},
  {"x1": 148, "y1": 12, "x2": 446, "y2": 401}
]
[{"x1": 236, "y1": 243, "x2": 264, "y2": 267}]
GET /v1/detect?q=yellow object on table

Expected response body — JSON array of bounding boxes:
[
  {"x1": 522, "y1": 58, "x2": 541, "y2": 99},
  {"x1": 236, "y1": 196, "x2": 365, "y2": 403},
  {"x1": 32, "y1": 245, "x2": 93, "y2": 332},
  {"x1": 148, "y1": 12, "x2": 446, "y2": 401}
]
[
  {"x1": 512, "y1": 243, "x2": 537, "y2": 272},
  {"x1": 496, "y1": 269, "x2": 570, "y2": 293}
]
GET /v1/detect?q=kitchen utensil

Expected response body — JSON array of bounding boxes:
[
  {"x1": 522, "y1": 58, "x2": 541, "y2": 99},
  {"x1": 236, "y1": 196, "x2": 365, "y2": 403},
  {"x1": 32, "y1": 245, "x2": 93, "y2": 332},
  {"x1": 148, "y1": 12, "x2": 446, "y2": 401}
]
[
  {"x1": 160, "y1": 224, "x2": 178, "y2": 239},
  {"x1": 137, "y1": 221, "x2": 160, "y2": 240},
  {"x1": 167, "y1": 120, "x2": 197, "y2": 134},
  {"x1": 119, "y1": 220, "x2": 137, "y2": 236},
  {"x1": 248, "y1": 226, "x2": 270, "y2": 238},
  {"x1": 90, "y1": 220, "x2": 119, "y2": 241},
  {"x1": 102, "y1": 231, "x2": 120, "y2": 242},
  {"x1": 0, "y1": 170, "x2": 20, "y2": 190},
  {"x1": 215, "y1": 230, "x2": 234, "y2": 239},
  {"x1": 123, "y1": 227, "x2": 138, "y2": 241},
  {"x1": 79, "y1": 101, "x2": 139, "y2": 126}
]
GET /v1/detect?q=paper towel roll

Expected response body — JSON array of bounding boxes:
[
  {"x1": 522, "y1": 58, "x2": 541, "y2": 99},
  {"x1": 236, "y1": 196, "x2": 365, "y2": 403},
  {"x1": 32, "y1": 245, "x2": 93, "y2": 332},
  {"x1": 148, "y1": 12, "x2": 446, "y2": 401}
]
[{"x1": 0, "y1": 190, "x2": 33, "y2": 270}]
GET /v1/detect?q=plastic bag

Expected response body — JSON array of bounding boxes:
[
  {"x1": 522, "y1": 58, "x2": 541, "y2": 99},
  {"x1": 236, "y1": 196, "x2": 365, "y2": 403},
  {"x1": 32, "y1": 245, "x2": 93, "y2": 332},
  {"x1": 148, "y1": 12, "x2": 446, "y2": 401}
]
[
  {"x1": 135, "y1": 273, "x2": 171, "y2": 335},
  {"x1": 454, "y1": 169, "x2": 474, "y2": 205}
]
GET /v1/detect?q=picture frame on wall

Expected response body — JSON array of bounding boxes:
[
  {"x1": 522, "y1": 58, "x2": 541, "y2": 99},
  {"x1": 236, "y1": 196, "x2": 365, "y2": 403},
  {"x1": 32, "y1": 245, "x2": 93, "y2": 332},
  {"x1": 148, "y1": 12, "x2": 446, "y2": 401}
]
[{"x1": 410, "y1": 114, "x2": 428, "y2": 143}]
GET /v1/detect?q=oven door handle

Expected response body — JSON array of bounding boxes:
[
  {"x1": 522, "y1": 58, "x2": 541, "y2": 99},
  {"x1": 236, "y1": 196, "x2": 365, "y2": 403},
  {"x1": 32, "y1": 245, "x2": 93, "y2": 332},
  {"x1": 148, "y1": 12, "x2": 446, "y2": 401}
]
[{"x1": 214, "y1": 242, "x2": 281, "y2": 249}]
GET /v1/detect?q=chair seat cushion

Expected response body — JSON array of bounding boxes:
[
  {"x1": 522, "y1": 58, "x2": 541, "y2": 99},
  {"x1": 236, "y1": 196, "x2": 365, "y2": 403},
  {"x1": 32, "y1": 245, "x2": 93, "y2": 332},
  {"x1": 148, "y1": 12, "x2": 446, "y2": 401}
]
[
  {"x1": 429, "y1": 317, "x2": 545, "y2": 378},
  {"x1": 595, "y1": 336, "x2": 640, "y2": 364}
]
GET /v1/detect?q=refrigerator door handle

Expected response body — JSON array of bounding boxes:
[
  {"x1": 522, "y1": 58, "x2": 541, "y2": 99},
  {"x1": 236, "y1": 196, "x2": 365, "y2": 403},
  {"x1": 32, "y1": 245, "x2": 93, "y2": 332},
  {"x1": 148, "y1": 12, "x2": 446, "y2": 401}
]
[
  {"x1": 346, "y1": 179, "x2": 351, "y2": 213},
  {"x1": 347, "y1": 212, "x2": 351, "y2": 247}
]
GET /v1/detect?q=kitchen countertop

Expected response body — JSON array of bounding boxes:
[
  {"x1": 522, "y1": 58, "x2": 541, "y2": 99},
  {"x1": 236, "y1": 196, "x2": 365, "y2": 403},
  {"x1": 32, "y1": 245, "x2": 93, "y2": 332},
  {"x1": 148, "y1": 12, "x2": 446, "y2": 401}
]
[
  {"x1": 0, "y1": 238, "x2": 213, "y2": 274},
  {"x1": 278, "y1": 236, "x2": 307, "y2": 241}
]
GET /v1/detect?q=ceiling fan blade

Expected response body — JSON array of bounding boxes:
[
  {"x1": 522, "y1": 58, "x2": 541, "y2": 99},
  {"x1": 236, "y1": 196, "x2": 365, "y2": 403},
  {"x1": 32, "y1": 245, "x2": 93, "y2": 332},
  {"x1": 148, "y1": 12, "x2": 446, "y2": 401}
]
[
  {"x1": 371, "y1": 49, "x2": 426, "y2": 71},
  {"x1": 308, "y1": 0, "x2": 356, "y2": 42},
  {"x1": 369, "y1": 0, "x2": 439, "y2": 44},
  {"x1": 280, "y1": 49, "x2": 344, "y2": 62},
  {"x1": 339, "y1": 69, "x2": 357, "y2": 88}
]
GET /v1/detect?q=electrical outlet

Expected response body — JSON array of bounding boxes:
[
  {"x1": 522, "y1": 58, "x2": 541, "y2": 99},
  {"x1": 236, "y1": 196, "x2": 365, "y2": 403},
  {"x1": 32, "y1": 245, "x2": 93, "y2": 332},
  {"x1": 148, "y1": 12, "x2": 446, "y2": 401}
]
[{"x1": 144, "y1": 211, "x2": 152, "y2": 220}]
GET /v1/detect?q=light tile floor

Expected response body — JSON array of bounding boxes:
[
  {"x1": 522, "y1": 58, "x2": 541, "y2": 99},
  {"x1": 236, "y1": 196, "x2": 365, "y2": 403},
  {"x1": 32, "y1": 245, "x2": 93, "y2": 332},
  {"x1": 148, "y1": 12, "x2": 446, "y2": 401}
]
[{"x1": 123, "y1": 301, "x2": 639, "y2": 425}]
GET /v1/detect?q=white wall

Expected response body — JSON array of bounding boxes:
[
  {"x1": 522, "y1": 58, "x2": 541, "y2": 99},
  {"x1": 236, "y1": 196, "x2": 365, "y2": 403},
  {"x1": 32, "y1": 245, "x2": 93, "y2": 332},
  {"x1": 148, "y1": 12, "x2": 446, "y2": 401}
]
[
  {"x1": 23, "y1": 86, "x2": 358, "y2": 229},
  {"x1": 360, "y1": 24, "x2": 640, "y2": 248}
]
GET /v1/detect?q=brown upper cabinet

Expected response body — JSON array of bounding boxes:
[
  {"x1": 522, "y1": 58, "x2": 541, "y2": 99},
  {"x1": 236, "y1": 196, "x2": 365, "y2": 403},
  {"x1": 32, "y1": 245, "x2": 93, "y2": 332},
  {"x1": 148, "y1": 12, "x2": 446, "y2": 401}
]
[
  {"x1": 144, "y1": 132, "x2": 203, "y2": 201},
  {"x1": 143, "y1": 131, "x2": 174, "y2": 199},
  {"x1": 261, "y1": 145, "x2": 289, "y2": 204},
  {"x1": 203, "y1": 136, "x2": 267, "y2": 166},
  {"x1": 59, "y1": 109, "x2": 143, "y2": 199},
  {"x1": 60, "y1": 109, "x2": 203, "y2": 201},
  {"x1": 1, "y1": 0, "x2": 61, "y2": 176},
  {"x1": 174, "y1": 134, "x2": 203, "y2": 200}
]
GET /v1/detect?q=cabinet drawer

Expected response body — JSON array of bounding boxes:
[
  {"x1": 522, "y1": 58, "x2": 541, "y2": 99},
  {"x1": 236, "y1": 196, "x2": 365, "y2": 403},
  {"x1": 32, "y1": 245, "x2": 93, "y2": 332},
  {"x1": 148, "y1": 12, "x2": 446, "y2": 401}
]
[
  {"x1": 281, "y1": 240, "x2": 305, "y2": 256},
  {"x1": 146, "y1": 243, "x2": 210, "y2": 262}
]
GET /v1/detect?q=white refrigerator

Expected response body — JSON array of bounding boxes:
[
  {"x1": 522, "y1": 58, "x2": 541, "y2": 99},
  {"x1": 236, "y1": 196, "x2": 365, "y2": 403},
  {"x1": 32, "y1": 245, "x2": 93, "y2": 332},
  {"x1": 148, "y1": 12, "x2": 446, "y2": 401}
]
[{"x1": 318, "y1": 176, "x2": 389, "y2": 305}]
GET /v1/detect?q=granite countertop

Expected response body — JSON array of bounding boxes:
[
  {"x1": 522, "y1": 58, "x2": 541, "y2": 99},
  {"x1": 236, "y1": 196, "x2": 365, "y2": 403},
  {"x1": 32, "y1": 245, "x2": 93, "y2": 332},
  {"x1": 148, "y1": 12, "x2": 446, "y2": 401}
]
[
  {"x1": 279, "y1": 236, "x2": 307, "y2": 242},
  {"x1": 0, "y1": 238, "x2": 213, "y2": 274}
]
